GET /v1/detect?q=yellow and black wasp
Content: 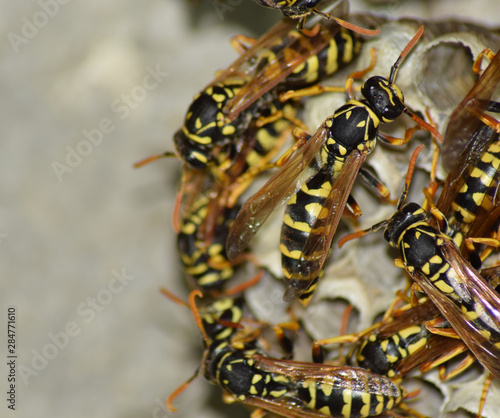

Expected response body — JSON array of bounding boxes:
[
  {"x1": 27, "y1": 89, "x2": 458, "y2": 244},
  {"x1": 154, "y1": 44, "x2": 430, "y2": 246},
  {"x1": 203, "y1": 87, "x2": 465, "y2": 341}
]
[
  {"x1": 352, "y1": 297, "x2": 458, "y2": 379},
  {"x1": 252, "y1": 0, "x2": 380, "y2": 34},
  {"x1": 176, "y1": 177, "x2": 242, "y2": 291},
  {"x1": 175, "y1": 97, "x2": 301, "y2": 293},
  {"x1": 382, "y1": 204, "x2": 500, "y2": 374},
  {"x1": 168, "y1": 290, "x2": 407, "y2": 418},
  {"x1": 226, "y1": 25, "x2": 441, "y2": 305},
  {"x1": 430, "y1": 48, "x2": 500, "y2": 265},
  {"x1": 311, "y1": 294, "x2": 470, "y2": 381},
  {"x1": 311, "y1": 292, "x2": 500, "y2": 418},
  {"x1": 171, "y1": 0, "x2": 365, "y2": 168},
  {"x1": 340, "y1": 143, "x2": 500, "y2": 380}
]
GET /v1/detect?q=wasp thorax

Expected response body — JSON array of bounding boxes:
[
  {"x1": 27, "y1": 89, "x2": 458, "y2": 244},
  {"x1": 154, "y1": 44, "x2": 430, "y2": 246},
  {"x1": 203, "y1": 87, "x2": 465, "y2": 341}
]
[
  {"x1": 383, "y1": 202, "x2": 426, "y2": 247},
  {"x1": 361, "y1": 76, "x2": 405, "y2": 123}
]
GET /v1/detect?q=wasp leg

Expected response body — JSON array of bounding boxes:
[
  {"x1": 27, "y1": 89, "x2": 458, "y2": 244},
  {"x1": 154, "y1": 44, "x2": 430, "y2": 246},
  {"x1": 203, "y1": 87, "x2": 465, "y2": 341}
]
[
  {"x1": 344, "y1": 194, "x2": 363, "y2": 218},
  {"x1": 472, "y1": 48, "x2": 496, "y2": 75},
  {"x1": 473, "y1": 103, "x2": 500, "y2": 133},
  {"x1": 477, "y1": 373, "x2": 494, "y2": 418},
  {"x1": 377, "y1": 124, "x2": 420, "y2": 146},
  {"x1": 229, "y1": 34, "x2": 257, "y2": 54},
  {"x1": 312, "y1": 321, "x2": 382, "y2": 363},
  {"x1": 255, "y1": 108, "x2": 309, "y2": 132},
  {"x1": 464, "y1": 236, "x2": 500, "y2": 269},
  {"x1": 422, "y1": 113, "x2": 442, "y2": 211},
  {"x1": 417, "y1": 341, "x2": 468, "y2": 374},
  {"x1": 222, "y1": 270, "x2": 264, "y2": 297},
  {"x1": 359, "y1": 166, "x2": 392, "y2": 201},
  {"x1": 272, "y1": 321, "x2": 299, "y2": 359},
  {"x1": 345, "y1": 47, "x2": 377, "y2": 99},
  {"x1": 439, "y1": 352, "x2": 476, "y2": 380},
  {"x1": 395, "y1": 401, "x2": 430, "y2": 418},
  {"x1": 279, "y1": 84, "x2": 345, "y2": 101},
  {"x1": 297, "y1": 22, "x2": 320, "y2": 37},
  {"x1": 250, "y1": 408, "x2": 267, "y2": 418},
  {"x1": 166, "y1": 366, "x2": 202, "y2": 413},
  {"x1": 425, "y1": 318, "x2": 461, "y2": 339}
]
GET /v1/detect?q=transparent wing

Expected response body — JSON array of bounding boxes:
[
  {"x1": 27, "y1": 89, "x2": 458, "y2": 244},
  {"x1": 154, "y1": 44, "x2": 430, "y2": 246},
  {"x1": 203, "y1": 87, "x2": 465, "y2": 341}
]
[
  {"x1": 254, "y1": 355, "x2": 386, "y2": 387},
  {"x1": 226, "y1": 124, "x2": 330, "y2": 260},
  {"x1": 209, "y1": 19, "x2": 297, "y2": 87},
  {"x1": 411, "y1": 241, "x2": 500, "y2": 379},
  {"x1": 224, "y1": 20, "x2": 342, "y2": 121},
  {"x1": 241, "y1": 396, "x2": 335, "y2": 418},
  {"x1": 442, "y1": 48, "x2": 500, "y2": 171},
  {"x1": 222, "y1": 0, "x2": 349, "y2": 121}
]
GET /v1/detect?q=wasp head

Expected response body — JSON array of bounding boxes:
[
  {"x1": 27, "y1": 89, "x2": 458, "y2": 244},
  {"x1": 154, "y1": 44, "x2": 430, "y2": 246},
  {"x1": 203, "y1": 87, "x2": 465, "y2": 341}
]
[
  {"x1": 383, "y1": 202, "x2": 426, "y2": 248},
  {"x1": 361, "y1": 76, "x2": 405, "y2": 123}
]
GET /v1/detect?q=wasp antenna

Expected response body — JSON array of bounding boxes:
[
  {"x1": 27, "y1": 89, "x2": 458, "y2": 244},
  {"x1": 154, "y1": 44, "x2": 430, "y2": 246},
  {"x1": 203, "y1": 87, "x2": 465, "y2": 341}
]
[
  {"x1": 166, "y1": 366, "x2": 202, "y2": 412},
  {"x1": 312, "y1": 9, "x2": 381, "y2": 36},
  {"x1": 389, "y1": 25, "x2": 424, "y2": 84},
  {"x1": 133, "y1": 151, "x2": 177, "y2": 168},
  {"x1": 397, "y1": 144, "x2": 425, "y2": 209},
  {"x1": 188, "y1": 290, "x2": 209, "y2": 343},
  {"x1": 338, "y1": 219, "x2": 388, "y2": 248},
  {"x1": 340, "y1": 144, "x2": 424, "y2": 247},
  {"x1": 160, "y1": 287, "x2": 189, "y2": 307},
  {"x1": 404, "y1": 107, "x2": 444, "y2": 143}
]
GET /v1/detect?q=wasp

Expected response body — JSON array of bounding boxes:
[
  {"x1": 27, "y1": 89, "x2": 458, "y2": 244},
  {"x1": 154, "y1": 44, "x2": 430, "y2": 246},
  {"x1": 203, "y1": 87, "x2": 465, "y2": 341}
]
[
  {"x1": 350, "y1": 298, "x2": 441, "y2": 379},
  {"x1": 340, "y1": 144, "x2": 500, "y2": 380},
  {"x1": 177, "y1": 184, "x2": 241, "y2": 291},
  {"x1": 226, "y1": 25, "x2": 441, "y2": 305},
  {"x1": 311, "y1": 294, "x2": 467, "y2": 381},
  {"x1": 205, "y1": 348, "x2": 405, "y2": 418},
  {"x1": 351, "y1": 295, "x2": 490, "y2": 381},
  {"x1": 312, "y1": 288, "x2": 499, "y2": 418},
  {"x1": 172, "y1": 2, "x2": 364, "y2": 168},
  {"x1": 252, "y1": 0, "x2": 380, "y2": 34},
  {"x1": 176, "y1": 98, "x2": 301, "y2": 293},
  {"x1": 168, "y1": 290, "x2": 406, "y2": 418}
]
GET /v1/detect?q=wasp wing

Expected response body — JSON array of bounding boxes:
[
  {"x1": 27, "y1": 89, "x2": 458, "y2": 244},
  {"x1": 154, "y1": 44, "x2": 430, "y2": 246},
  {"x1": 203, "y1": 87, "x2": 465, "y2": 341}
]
[
  {"x1": 283, "y1": 150, "x2": 367, "y2": 302},
  {"x1": 254, "y1": 355, "x2": 386, "y2": 384},
  {"x1": 235, "y1": 355, "x2": 402, "y2": 417},
  {"x1": 240, "y1": 396, "x2": 336, "y2": 418},
  {"x1": 226, "y1": 124, "x2": 330, "y2": 261},
  {"x1": 224, "y1": 22, "x2": 341, "y2": 121},
  {"x1": 441, "y1": 243, "x2": 500, "y2": 325},
  {"x1": 208, "y1": 19, "x2": 297, "y2": 88},
  {"x1": 442, "y1": 49, "x2": 500, "y2": 171},
  {"x1": 410, "y1": 241, "x2": 500, "y2": 379},
  {"x1": 223, "y1": 1, "x2": 350, "y2": 121}
]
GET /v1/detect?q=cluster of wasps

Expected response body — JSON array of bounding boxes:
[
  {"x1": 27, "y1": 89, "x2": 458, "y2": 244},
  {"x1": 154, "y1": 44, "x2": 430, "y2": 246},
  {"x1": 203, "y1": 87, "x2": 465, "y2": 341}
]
[{"x1": 139, "y1": 1, "x2": 500, "y2": 416}]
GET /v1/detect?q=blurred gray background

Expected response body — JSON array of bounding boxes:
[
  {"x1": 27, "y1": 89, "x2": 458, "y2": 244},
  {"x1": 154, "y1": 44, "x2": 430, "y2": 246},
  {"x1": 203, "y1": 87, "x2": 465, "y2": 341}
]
[{"x1": 1, "y1": 1, "x2": 499, "y2": 417}]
